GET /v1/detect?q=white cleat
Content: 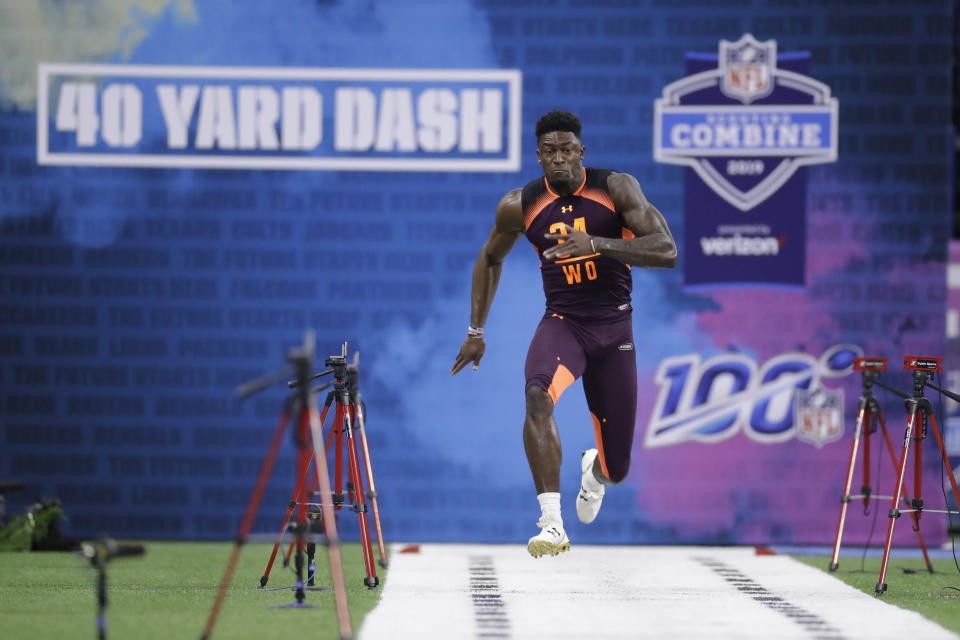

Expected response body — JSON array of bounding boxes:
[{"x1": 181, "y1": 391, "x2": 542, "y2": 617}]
[
  {"x1": 527, "y1": 518, "x2": 570, "y2": 558},
  {"x1": 576, "y1": 448, "x2": 605, "y2": 524}
]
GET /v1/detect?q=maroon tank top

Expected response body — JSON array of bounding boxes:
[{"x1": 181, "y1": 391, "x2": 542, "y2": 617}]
[{"x1": 521, "y1": 167, "x2": 633, "y2": 322}]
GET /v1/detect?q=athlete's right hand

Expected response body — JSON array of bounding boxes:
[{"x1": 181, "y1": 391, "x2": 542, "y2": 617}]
[{"x1": 451, "y1": 337, "x2": 485, "y2": 375}]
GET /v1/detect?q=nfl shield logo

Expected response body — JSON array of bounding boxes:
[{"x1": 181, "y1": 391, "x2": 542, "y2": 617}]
[
  {"x1": 719, "y1": 33, "x2": 776, "y2": 103},
  {"x1": 794, "y1": 387, "x2": 844, "y2": 447}
]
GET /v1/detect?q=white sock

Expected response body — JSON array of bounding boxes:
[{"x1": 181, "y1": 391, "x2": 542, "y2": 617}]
[
  {"x1": 582, "y1": 460, "x2": 605, "y2": 493},
  {"x1": 537, "y1": 492, "x2": 562, "y2": 524}
]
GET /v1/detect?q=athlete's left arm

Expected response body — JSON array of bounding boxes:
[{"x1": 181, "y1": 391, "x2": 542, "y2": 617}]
[{"x1": 542, "y1": 173, "x2": 677, "y2": 268}]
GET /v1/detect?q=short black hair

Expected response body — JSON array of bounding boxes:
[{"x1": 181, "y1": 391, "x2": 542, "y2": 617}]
[{"x1": 535, "y1": 110, "x2": 582, "y2": 140}]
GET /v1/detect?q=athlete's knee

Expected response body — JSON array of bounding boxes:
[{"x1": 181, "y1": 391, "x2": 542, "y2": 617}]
[{"x1": 525, "y1": 385, "x2": 553, "y2": 419}]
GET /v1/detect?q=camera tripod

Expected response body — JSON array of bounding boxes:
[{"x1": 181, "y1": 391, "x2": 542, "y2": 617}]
[
  {"x1": 200, "y1": 332, "x2": 352, "y2": 640},
  {"x1": 260, "y1": 348, "x2": 387, "y2": 590},
  {"x1": 829, "y1": 358, "x2": 933, "y2": 573},
  {"x1": 873, "y1": 356, "x2": 960, "y2": 596}
]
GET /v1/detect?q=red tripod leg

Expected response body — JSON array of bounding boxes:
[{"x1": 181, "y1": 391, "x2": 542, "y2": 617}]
[
  {"x1": 307, "y1": 398, "x2": 353, "y2": 639},
  {"x1": 876, "y1": 410, "x2": 919, "y2": 596},
  {"x1": 878, "y1": 411, "x2": 934, "y2": 572},
  {"x1": 260, "y1": 452, "x2": 314, "y2": 586},
  {"x1": 343, "y1": 406, "x2": 378, "y2": 588},
  {"x1": 200, "y1": 410, "x2": 289, "y2": 640},
  {"x1": 354, "y1": 403, "x2": 388, "y2": 568},
  {"x1": 830, "y1": 403, "x2": 869, "y2": 571}
]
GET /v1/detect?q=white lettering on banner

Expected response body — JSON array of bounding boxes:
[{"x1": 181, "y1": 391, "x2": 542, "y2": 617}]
[
  {"x1": 195, "y1": 86, "x2": 236, "y2": 149},
  {"x1": 336, "y1": 87, "x2": 503, "y2": 153},
  {"x1": 237, "y1": 87, "x2": 279, "y2": 150},
  {"x1": 668, "y1": 122, "x2": 821, "y2": 150},
  {"x1": 55, "y1": 82, "x2": 99, "y2": 147},
  {"x1": 376, "y1": 88, "x2": 417, "y2": 152},
  {"x1": 101, "y1": 84, "x2": 142, "y2": 147},
  {"x1": 700, "y1": 234, "x2": 780, "y2": 256},
  {"x1": 459, "y1": 88, "x2": 502, "y2": 152},
  {"x1": 281, "y1": 87, "x2": 321, "y2": 150},
  {"x1": 335, "y1": 87, "x2": 376, "y2": 151},
  {"x1": 417, "y1": 89, "x2": 458, "y2": 152},
  {"x1": 38, "y1": 64, "x2": 522, "y2": 171},
  {"x1": 156, "y1": 84, "x2": 199, "y2": 149}
]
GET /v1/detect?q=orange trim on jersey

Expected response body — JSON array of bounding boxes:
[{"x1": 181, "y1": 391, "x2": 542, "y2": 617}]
[
  {"x1": 547, "y1": 364, "x2": 575, "y2": 404},
  {"x1": 544, "y1": 171, "x2": 588, "y2": 198},
  {"x1": 523, "y1": 190, "x2": 558, "y2": 230},
  {"x1": 580, "y1": 187, "x2": 615, "y2": 213},
  {"x1": 590, "y1": 412, "x2": 610, "y2": 478},
  {"x1": 622, "y1": 228, "x2": 635, "y2": 269},
  {"x1": 554, "y1": 252, "x2": 600, "y2": 264}
]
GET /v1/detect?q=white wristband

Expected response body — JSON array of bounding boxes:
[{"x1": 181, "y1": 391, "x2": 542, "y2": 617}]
[{"x1": 589, "y1": 236, "x2": 597, "y2": 253}]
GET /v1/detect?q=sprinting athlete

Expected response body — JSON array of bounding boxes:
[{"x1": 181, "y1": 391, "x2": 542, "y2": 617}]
[{"x1": 450, "y1": 110, "x2": 677, "y2": 557}]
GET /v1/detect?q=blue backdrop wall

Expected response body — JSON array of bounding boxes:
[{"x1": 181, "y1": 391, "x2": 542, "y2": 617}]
[{"x1": 0, "y1": 0, "x2": 953, "y2": 546}]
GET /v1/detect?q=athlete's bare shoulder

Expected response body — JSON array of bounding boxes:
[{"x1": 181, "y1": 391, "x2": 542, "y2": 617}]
[
  {"x1": 605, "y1": 172, "x2": 648, "y2": 214},
  {"x1": 494, "y1": 188, "x2": 524, "y2": 234}
]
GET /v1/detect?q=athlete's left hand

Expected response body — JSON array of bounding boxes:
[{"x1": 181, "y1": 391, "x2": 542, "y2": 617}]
[{"x1": 543, "y1": 224, "x2": 595, "y2": 260}]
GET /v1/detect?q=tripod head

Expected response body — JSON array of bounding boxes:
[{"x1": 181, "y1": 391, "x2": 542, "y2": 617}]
[
  {"x1": 903, "y1": 356, "x2": 942, "y2": 399},
  {"x1": 80, "y1": 537, "x2": 146, "y2": 568},
  {"x1": 853, "y1": 357, "x2": 887, "y2": 395},
  {"x1": 286, "y1": 341, "x2": 353, "y2": 390},
  {"x1": 324, "y1": 342, "x2": 350, "y2": 380}
]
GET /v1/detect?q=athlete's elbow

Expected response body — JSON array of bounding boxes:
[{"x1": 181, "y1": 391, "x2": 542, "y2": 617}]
[{"x1": 659, "y1": 244, "x2": 678, "y2": 269}]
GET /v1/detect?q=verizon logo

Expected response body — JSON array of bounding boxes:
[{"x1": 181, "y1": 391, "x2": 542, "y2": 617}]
[{"x1": 700, "y1": 234, "x2": 781, "y2": 256}]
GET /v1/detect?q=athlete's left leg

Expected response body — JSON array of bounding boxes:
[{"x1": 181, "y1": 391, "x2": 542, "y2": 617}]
[{"x1": 580, "y1": 321, "x2": 638, "y2": 486}]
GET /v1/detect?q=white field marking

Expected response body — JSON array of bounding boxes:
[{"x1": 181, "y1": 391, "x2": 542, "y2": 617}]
[{"x1": 358, "y1": 544, "x2": 959, "y2": 640}]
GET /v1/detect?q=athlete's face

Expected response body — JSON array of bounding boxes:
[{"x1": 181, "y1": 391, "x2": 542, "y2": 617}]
[{"x1": 536, "y1": 131, "x2": 584, "y2": 189}]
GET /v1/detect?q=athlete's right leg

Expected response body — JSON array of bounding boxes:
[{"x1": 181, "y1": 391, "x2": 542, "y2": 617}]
[{"x1": 523, "y1": 314, "x2": 586, "y2": 556}]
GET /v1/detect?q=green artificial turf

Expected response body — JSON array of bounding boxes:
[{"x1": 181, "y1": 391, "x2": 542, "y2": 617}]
[
  {"x1": 0, "y1": 541, "x2": 386, "y2": 640},
  {"x1": 794, "y1": 553, "x2": 960, "y2": 633}
]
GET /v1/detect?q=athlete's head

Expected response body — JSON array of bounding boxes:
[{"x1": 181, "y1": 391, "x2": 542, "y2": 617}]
[{"x1": 535, "y1": 110, "x2": 585, "y2": 188}]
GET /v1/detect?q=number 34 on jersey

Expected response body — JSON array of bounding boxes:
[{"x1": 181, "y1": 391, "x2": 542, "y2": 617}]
[{"x1": 549, "y1": 216, "x2": 599, "y2": 285}]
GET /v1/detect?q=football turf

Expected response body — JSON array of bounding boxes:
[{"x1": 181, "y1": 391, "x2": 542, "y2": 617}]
[
  {"x1": 794, "y1": 553, "x2": 960, "y2": 634},
  {"x1": 0, "y1": 541, "x2": 386, "y2": 640}
]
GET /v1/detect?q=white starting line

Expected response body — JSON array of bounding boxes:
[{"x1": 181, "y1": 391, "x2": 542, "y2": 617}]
[{"x1": 358, "y1": 544, "x2": 959, "y2": 640}]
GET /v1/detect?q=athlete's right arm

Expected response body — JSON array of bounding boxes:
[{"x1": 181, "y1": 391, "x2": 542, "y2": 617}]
[{"x1": 450, "y1": 189, "x2": 524, "y2": 375}]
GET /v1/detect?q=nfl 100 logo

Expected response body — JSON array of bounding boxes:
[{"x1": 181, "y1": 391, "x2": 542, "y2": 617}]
[{"x1": 653, "y1": 34, "x2": 839, "y2": 286}]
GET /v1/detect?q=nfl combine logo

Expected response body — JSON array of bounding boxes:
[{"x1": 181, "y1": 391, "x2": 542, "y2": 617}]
[
  {"x1": 652, "y1": 33, "x2": 838, "y2": 286},
  {"x1": 653, "y1": 33, "x2": 838, "y2": 212},
  {"x1": 794, "y1": 387, "x2": 844, "y2": 448}
]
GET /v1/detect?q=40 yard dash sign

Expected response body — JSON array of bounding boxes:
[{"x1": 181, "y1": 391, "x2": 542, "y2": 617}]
[{"x1": 37, "y1": 63, "x2": 522, "y2": 172}]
